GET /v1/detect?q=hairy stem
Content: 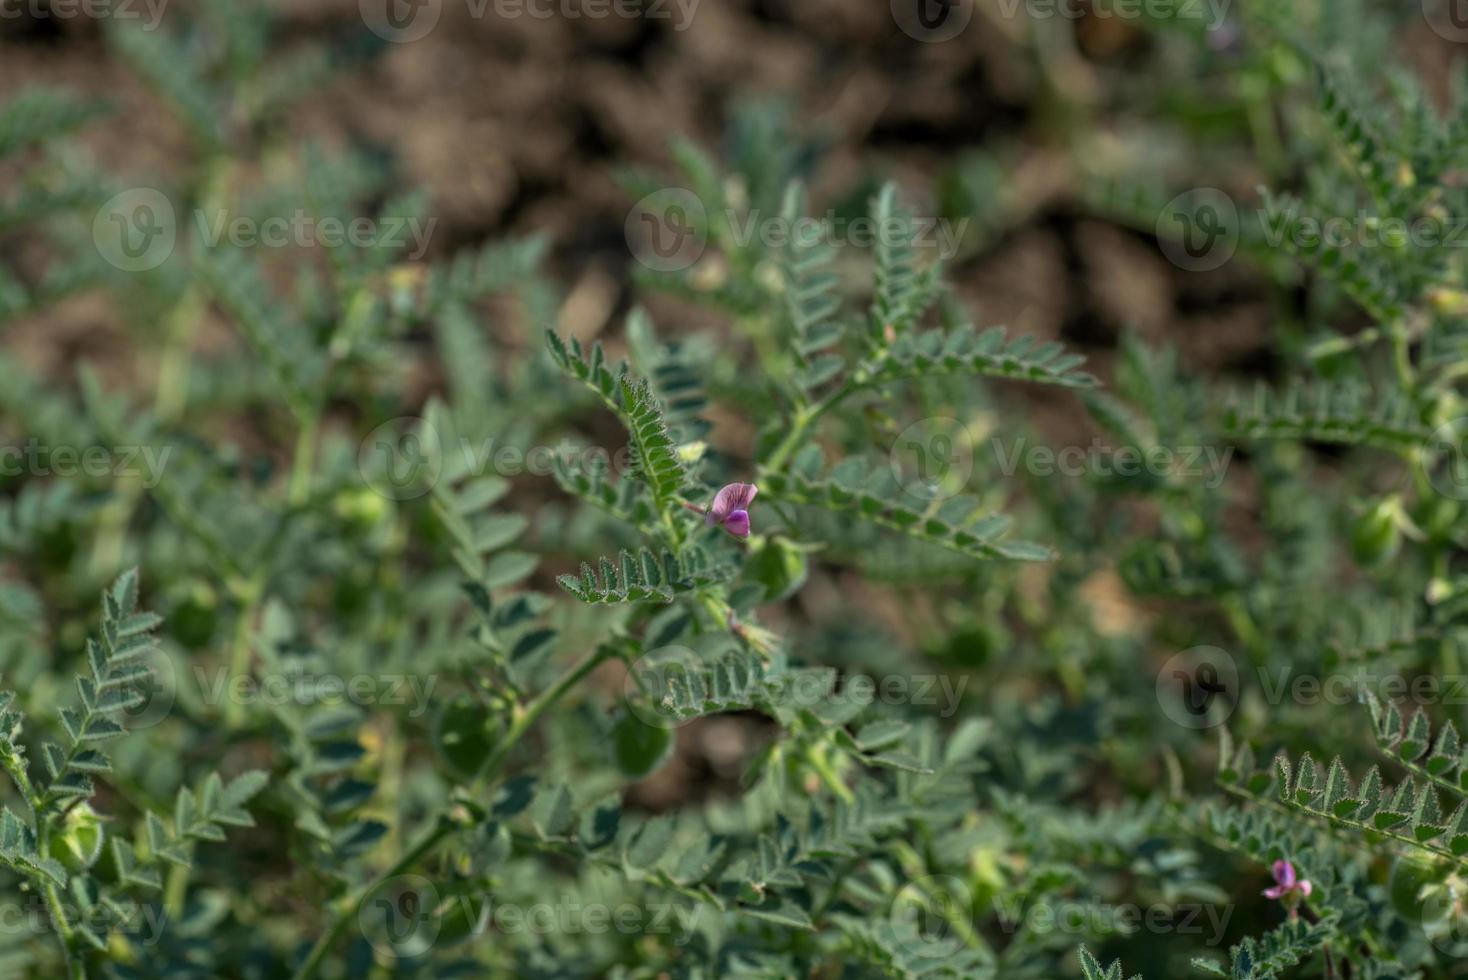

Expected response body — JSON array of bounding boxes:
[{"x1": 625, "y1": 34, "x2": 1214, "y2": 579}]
[{"x1": 761, "y1": 383, "x2": 854, "y2": 473}]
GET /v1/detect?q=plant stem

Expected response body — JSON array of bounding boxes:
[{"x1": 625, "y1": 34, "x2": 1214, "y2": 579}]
[
  {"x1": 289, "y1": 814, "x2": 456, "y2": 980},
  {"x1": 472, "y1": 644, "x2": 616, "y2": 790},
  {"x1": 224, "y1": 577, "x2": 265, "y2": 730},
  {"x1": 163, "y1": 844, "x2": 194, "y2": 921},
  {"x1": 762, "y1": 383, "x2": 853, "y2": 473},
  {"x1": 35, "y1": 776, "x2": 84, "y2": 980},
  {"x1": 1389, "y1": 318, "x2": 1415, "y2": 394},
  {"x1": 289, "y1": 410, "x2": 321, "y2": 508},
  {"x1": 41, "y1": 879, "x2": 85, "y2": 980},
  {"x1": 290, "y1": 643, "x2": 617, "y2": 980}
]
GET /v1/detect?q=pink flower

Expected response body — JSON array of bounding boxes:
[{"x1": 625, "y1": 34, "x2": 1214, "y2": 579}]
[
  {"x1": 706, "y1": 483, "x2": 757, "y2": 539},
  {"x1": 1262, "y1": 860, "x2": 1312, "y2": 902}
]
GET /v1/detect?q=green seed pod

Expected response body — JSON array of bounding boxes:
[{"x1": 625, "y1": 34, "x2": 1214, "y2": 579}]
[
  {"x1": 1389, "y1": 857, "x2": 1447, "y2": 924},
  {"x1": 1415, "y1": 493, "x2": 1461, "y2": 540},
  {"x1": 170, "y1": 578, "x2": 219, "y2": 650},
  {"x1": 611, "y1": 713, "x2": 674, "y2": 780},
  {"x1": 333, "y1": 487, "x2": 392, "y2": 531},
  {"x1": 433, "y1": 696, "x2": 501, "y2": 780},
  {"x1": 49, "y1": 803, "x2": 105, "y2": 873},
  {"x1": 1351, "y1": 497, "x2": 1402, "y2": 566}
]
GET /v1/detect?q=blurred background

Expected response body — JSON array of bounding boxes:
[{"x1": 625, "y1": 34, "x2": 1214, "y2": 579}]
[{"x1": 1, "y1": 0, "x2": 1458, "y2": 383}]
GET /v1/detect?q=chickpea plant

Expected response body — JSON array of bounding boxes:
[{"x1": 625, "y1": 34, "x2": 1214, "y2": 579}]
[{"x1": 1, "y1": 1, "x2": 1468, "y2": 978}]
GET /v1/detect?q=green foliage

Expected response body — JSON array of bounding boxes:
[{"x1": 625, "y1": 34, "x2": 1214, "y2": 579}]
[
  {"x1": 546, "y1": 330, "x2": 691, "y2": 515},
  {"x1": 556, "y1": 546, "x2": 730, "y2": 605},
  {"x1": 42, "y1": 569, "x2": 159, "y2": 809},
  {"x1": 764, "y1": 451, "x2": 1054, "y2": 562},
  {"x1": 777, "y1": 183, "x2": 847, "y2": 395},
  {"x1": 856, "y1": 319, "x2": 1098, "y2": 392},
  {"x1": 0, "y1": 88, "x2": 104, "y2": 159},
  {"x1": 1078, "y1": 946, "x2": 1142, "y2": 980},
  {"x1": 4, "y1": 2, "x2": 1468, "y2": 978},
  {"x1": 1191, "y1": 917, "x2": 1339, "y2": 980},
  {"x1": 1220, "y1": 380, "x2": 1430, "y2": 452},
  {"x1": 0, "y1": 573, "x2": 266, "y2": 969},
  {"x1": 1218, "y1": 724, "x2": 1468, "y2": 868}
]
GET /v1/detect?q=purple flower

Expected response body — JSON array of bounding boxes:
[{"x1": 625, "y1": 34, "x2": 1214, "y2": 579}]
[
  {"x1": 1263, "y1": 860, "x2": 1312, "y2": 902},
  {"x1": 706, "y1": 483, "x2": 757, "y2": 539}
]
